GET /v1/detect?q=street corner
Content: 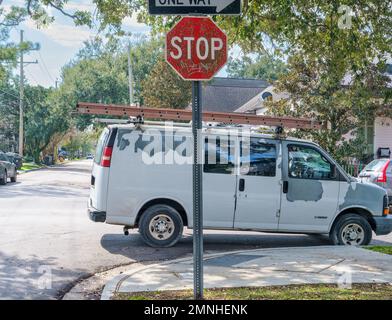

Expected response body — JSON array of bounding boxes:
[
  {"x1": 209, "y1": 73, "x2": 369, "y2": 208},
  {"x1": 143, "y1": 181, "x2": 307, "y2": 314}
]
[{"x1": 99, "y1": 245, "x2": 392, "y2": 300}]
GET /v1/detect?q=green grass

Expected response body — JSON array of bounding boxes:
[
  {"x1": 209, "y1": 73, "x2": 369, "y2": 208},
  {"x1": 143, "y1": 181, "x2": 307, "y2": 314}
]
[
  {"x1": 20, "y1": 162, "x2": 43, "y2": 171},
  {"x1": 114, "y1": 283, "x2": 392, "y2": 300},
  {"x1": 365, "y1": 246, "x2": 392, "y2": 255}
]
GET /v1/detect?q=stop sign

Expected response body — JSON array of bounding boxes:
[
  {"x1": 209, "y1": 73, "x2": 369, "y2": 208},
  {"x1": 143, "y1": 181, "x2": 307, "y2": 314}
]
[{"x1": 166, "y1": 17, "x2": 227, "y2": 81}]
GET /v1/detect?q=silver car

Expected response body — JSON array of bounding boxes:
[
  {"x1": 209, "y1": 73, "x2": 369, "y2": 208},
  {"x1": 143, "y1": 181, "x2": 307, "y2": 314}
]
[
  {"x1": 0, "y1": 151, "x2": 17, "y2": 185},
  {"x1": 359, "y1": 159, "x2": 392, "y2": 204}
]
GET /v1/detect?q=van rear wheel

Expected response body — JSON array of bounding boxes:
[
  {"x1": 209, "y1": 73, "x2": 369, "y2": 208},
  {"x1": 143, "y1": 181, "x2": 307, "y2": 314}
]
[
  {"x1": 139, "y1": 204, "x2": 183, "y2": 248},
  {"x1": 330, "y1": 214, "x2": 372, "y2": 246}
]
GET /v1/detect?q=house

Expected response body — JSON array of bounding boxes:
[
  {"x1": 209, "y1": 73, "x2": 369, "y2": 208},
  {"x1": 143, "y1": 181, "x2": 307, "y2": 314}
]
[
  {"x1": 232, "y1": 65, "x2": 392, "y2": 161},
  {"x1": 200, "y1": 77, "x2": 270, "y2": 112}
]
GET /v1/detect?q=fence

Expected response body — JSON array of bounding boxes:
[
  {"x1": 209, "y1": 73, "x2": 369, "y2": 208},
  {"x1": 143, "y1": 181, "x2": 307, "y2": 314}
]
[{"x1": 339, "y1": 162, "x2": 366, "y2": 177}]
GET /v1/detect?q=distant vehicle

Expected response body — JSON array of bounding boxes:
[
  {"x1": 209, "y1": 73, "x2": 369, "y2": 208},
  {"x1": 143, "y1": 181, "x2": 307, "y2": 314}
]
[
  {"x1": 86, "y1": 153, "x2": 94, "y2": 160},
  {"x1": 0, "y1": 151, "x2": 17, "y2": 185},
  {"x1": 6, "y1": 152, "x2": 23, "y2": 170},
  {"x1": 87, "y1": 124, "x2": 392, "y2": 248},
  {"x1": 359, "y1": 159, "x2": 392, "y2": 204},
  {"x1": 58, "y1": 150, "x2": 68, "y2": 162}
]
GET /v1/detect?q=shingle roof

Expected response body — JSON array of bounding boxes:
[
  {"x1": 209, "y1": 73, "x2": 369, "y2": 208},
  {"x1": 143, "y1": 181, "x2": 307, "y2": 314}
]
[{"x1": 200, "y1": 77, "x2": 269, "y2": 113}]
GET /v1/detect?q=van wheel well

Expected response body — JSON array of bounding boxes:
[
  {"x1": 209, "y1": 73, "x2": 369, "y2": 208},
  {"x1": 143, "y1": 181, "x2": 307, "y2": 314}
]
[
  {"x1": 135, "y1": 199, "x2": 188, "y2": 227},
  {"x1": 331, "y1": 208, "x2": 376, "y2": 232}
]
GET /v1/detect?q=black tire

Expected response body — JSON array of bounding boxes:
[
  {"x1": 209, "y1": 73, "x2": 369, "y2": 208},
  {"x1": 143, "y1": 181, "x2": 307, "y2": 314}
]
[
  {"x1": 0, "y1": 170, "x2": 7, "y2": 185},
  {"x1": 10, "y1": 172, "x2": 17, "y2": 183},
  {"x1": 329, "y1": 214, "x2": 372, "y2": 246},
  {"x1": 139, "y1": 204, "x2": 184, "y2": 248}
]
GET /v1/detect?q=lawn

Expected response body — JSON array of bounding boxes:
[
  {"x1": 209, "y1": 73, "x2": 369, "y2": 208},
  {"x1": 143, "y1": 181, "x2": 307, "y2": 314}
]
[
  {"x1": 365, "y1": 246, "x2": 392, "y2": 255},
  {"x1": 19, "y1": 162, "x2": 43, "y2": 171},
  {"x1": 114, "y1": 283, "x2": 392, "y2": 300}
]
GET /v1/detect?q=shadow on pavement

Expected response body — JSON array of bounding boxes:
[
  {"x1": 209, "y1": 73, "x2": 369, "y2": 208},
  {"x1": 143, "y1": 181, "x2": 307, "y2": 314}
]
[
  {"x1": 99, "y1": 232, "x2": 333, "y2": 262},
  {"x1": 0, "y1": 251, "x2": 85, "y2": 300}
]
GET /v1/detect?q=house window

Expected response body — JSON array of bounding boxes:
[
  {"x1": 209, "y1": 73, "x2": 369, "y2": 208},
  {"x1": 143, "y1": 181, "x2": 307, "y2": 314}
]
[{"x1": 364, "y1": 121, "x2": 374, "y2": 156}]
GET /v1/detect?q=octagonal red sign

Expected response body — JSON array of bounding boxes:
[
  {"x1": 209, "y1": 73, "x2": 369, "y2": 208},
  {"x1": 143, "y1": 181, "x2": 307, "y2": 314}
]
[{"x1": 165, "y1": 17, "x2": 228, "y2": 81}]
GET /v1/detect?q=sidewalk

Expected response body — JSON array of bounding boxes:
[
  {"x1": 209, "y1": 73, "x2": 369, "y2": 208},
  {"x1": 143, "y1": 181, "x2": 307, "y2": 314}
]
[{"x1": 98, "y1": 246, "x2": 392, "y2": 300}]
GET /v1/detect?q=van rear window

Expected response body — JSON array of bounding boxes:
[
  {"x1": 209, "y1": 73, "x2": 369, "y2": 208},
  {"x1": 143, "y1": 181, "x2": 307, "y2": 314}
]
[{"x1": 94, "y1": 128, "x2": 109, "y2": 165}]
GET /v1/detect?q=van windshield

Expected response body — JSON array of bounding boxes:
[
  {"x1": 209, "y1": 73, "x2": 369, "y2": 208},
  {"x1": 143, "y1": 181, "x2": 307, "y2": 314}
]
[
  {"x1": 365, "y1": 159, "x2": 389, "y2": 172},
  {"x1": 94, "y1": 128, "x2": 109, "y2": 165}
]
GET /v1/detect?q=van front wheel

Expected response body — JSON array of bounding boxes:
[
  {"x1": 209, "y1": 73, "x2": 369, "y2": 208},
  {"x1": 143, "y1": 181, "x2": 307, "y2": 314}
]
[
  {"x1": 330, "y1": 214, "x2": 372, "y2": 246},
  {"x1": 139, "y1": 204, "x2": 184, "y2": 248}
]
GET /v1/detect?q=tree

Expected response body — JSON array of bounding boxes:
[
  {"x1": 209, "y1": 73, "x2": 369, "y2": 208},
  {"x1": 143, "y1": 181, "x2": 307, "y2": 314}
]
[
  {"x1": 0, "y1": 2, "x2": 26, "y2": 81},
  {"x1": 227, "y1": 54, "x2": 287, "y2": 81},
  {"x1": 141, "y1": 59, "x2": 192, "y2": 109},
  {"x1": 15, "y1": 1, "x2": 392, "y2": 161},
  {"x1": 23, "y1": 84, "x2": 57, "y2": 163},
  {"x1": 266, "y1": 55, "x2": 391, "y2": 161}
]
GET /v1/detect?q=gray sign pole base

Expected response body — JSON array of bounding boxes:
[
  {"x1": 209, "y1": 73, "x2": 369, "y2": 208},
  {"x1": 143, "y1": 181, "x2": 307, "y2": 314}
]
[{"x1": 192, "y1": 80, "x2": 203, "y2": 300}]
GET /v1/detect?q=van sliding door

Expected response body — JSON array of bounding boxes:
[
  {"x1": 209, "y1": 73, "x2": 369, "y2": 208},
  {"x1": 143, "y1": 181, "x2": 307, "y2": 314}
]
[
  {"x1": 203, "y1": 133, "x2": 237, "y2": 228},
  {"x1": 233, "y1": 138, "x2": 281, "y2": 231}
]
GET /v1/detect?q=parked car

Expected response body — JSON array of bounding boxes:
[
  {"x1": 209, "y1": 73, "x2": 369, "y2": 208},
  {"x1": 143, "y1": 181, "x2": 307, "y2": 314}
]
[
  {"x1": 0, "y1": 151, "x2": 17, "y2": 185},
  {"x1": 6, "y1": 152, "x2": 23, "y2": 170},
  {"x1": 87, "y1": 124, "x2": 392, "y2": 247},
  {"x1": 86, "y1": 153, "x2": 94, "y2": 160},
  {"x1": 359, "y1": 159, "x2": 392, "y2": 204}
]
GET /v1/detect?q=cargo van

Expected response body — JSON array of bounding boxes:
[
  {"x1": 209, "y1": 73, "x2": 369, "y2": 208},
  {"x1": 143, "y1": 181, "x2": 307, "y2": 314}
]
[{"x1": 88, "y1": 123, "x2": 392, "y2": 247}]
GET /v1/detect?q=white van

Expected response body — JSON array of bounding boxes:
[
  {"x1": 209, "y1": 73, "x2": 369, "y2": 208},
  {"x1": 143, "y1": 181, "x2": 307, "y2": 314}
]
[{"x1": 88, "y1": 123, "x2": 392, "y2": 247}]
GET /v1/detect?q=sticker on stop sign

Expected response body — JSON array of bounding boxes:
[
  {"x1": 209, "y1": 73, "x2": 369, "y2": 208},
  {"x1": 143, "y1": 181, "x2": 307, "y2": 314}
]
[{"x1": 165, "y1": 17, "x2": 228, "y2": 81}]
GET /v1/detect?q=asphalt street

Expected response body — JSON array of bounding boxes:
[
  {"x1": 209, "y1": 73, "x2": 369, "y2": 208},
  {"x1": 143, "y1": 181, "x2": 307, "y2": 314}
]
[{"x1": 0, "y1": 160, "x2": 391, "y2": 299}]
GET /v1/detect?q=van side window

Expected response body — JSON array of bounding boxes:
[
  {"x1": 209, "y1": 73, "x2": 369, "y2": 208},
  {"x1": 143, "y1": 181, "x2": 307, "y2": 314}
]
[
  {"x1": 240, "y1": 139, "x2": 276, "y2": 177},
  {"x1": 288, "y1": 145, "x2": 334, "y2": 180},
  {"x1": 204, "y1": 136, "x2": 235, "y2": 174}
]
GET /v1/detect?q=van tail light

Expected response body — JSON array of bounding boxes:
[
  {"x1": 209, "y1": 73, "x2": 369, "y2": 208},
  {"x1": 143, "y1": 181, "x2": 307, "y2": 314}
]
[
  {"x1": 101, "y1": 147, "x2": 113, "y2": 167},
  {"x1": 376, "y1": 160, "x2": 390, "y2": 183},
  {"x1": 383, "y1": 195, "x2": 390, "y2": 216}
]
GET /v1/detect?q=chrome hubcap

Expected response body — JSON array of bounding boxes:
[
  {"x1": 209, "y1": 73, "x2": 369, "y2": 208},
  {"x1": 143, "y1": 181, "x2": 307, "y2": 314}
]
[
  {"x1": 341, "y1": 223, "x2": 364, "y2": 245},
  {"x1": 149, "y1": 214, "x2": 175, "y2": 240}
]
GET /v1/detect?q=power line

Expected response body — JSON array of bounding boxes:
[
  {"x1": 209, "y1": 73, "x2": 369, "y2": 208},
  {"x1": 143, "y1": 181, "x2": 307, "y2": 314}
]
[
  {"x1": 25, "y1": 68, "x2": 40, "y2": 86},
  {"x1": 38, "y1": 51, "x2": 55, "y2": 84}
]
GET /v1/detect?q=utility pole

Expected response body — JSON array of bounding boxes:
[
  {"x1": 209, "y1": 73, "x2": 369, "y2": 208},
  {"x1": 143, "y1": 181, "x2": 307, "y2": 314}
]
[
  {"x1": 127, "y1": 41, "x2": 134, "y2": 106},
  {"x1": 18, "y1": 30, "x2": 24, "y2": 157},
  {"x1": 18, "y1": 30, "x2": 38, "y2": 157}
]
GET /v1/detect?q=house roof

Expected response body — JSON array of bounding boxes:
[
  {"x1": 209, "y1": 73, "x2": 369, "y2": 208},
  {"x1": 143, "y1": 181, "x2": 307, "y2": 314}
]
[{"x1": 200, "y1": 77, "x2": 269, "y2": 113}]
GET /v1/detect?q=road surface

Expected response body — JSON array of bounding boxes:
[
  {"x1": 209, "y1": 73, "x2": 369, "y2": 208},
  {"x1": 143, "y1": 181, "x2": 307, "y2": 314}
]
[{"x1": 0, "y1": 160, "x2": 391, "y2": 299}]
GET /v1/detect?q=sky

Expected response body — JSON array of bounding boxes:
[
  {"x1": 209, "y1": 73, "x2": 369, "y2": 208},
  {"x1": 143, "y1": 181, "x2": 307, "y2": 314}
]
[{"x1": 4, "y1": 0, "x2": 150, "y2": 88}]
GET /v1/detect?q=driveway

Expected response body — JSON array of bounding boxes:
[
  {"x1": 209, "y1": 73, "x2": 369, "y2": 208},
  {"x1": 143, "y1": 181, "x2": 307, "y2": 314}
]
[{"x1": 0, "y1": 160, "x2": 391, "y2": 299}]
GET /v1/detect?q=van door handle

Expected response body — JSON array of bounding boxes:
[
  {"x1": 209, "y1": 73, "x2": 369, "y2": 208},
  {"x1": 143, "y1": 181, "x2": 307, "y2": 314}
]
[
  {"x1": 283, "y1": 181, "x2": 289, "y2": 193},
  {"x1": 239, "y1": 178, "x2": 245, "y2": 192}
]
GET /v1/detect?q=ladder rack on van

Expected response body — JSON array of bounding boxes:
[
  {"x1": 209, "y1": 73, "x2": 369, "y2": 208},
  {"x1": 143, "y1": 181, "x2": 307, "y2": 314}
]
[{"x1": 77, "y1": 102, "x2": 323, "y2": 130}]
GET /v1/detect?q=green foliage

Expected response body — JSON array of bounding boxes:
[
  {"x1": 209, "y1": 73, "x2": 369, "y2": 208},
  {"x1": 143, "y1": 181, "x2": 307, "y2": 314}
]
[
  {"x1": 61, "y1": 130, "x2": 96, "y2": 158},
  {"x1": 266, "y1": 54, "x2": 391, "y2": 161},
  {"x1": 141, "y1": 59, "x2": 192, "y2": 109},
  {"x1": 0, "y1": 3, "x2": 26, "y2": 81},
  {"x1": 227, "y1": 54, "x2": 287, "y2": 81},
  {"x1": 23, "y1": 84, "x2": 57, "y2": 163}
]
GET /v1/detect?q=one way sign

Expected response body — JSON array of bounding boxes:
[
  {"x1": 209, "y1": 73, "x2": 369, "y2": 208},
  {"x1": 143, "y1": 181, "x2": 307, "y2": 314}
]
[{"x1": 148, "y1": 0, "x2": 241, "y2": 15}]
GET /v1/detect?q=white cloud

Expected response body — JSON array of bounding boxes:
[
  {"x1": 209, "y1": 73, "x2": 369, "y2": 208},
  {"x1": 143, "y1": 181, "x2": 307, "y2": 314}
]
[
  {"x1": 64, "y1": 2, "x2": 96, "y2": 12},
  {"x1": 122, "y1": 14, "x2": 144, "y2": 28},
  {"x1": 24, "y1": 19, "x2": 94, "y2": 47}
]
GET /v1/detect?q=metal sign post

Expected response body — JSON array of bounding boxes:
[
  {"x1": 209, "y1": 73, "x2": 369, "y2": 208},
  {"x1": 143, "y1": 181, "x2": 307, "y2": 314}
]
[
  {"x1": 165, "y1": 16, "x2": 228, "y2": 300},
  {"x1": 192, "y1": 81, "x2": 203, "y2": 299}
]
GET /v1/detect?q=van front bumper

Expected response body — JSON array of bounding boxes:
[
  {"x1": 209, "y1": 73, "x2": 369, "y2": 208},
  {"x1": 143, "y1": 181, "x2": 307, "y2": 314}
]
[
  {"x1": 374, "y1": 215, "x2": 392, "y2": 236},
  {"x1": 88, "y1": 205, "x2": 106, "y2": 223}
]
